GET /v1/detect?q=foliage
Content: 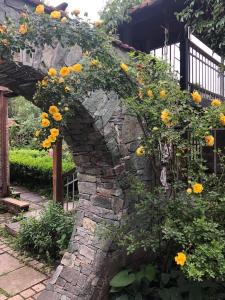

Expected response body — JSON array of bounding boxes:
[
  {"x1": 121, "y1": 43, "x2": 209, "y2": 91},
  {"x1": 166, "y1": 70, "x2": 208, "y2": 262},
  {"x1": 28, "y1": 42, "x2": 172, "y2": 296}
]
[
  {"x1": 10, "y1": 148, "x2": 75, "y2": 191},
  {"x1": 8, "y1": 96, "x2": 41, "y2": 148},
  {"x1": 100, "y1": 52, "x2": 225, "y2": 284},
  {"x1": 17, "y1": 201, "x2": 74, "y2": 262},
  {"x1": 100, "y1": 0, "x2": 142, "y2": 33},
  {"x1": 2, "y1": 0, "x2": 225, "y2": 290},
  {"x1": 109, "y1": 265, "x2": 225, "y2": 299},
  {"x1": 177, "y1": 0, "x2": 225, "y2": 56}
]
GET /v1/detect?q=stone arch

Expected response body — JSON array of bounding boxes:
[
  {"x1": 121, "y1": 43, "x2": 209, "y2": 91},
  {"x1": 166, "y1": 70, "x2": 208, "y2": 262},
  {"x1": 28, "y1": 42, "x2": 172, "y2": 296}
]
[{"x1": 1, "y1": 57, "x2": 152, "y2": 299}]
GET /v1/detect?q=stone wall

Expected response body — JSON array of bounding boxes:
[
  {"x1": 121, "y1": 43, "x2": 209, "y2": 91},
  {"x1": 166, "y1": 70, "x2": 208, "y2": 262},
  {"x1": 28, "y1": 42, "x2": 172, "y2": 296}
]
[{"x1": 0, "y1": 1, "x2": 153, "y2": 299}]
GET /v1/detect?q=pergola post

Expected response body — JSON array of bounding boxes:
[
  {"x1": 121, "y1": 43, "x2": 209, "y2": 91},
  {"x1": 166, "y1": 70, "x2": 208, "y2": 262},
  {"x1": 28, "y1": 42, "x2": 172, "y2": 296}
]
[
  {"x1": 0, "y1": 86, "x2": 10, "y2": 198},
  {"x1": 53, "y1": 138, "x2": 63, "y2": 205},
  {"x1": 180, "y1": 27, "x2": 190, "y2": 91}
]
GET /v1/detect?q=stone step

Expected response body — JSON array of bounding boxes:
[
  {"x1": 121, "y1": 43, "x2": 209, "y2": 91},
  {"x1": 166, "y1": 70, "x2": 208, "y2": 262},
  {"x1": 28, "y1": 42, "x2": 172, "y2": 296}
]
[
  {"x1": 0, "y1": 197, "x2": 29, "y2": 214},
  {"x1": 5, "y1": 222, "x2": 21, "y2": 236}
]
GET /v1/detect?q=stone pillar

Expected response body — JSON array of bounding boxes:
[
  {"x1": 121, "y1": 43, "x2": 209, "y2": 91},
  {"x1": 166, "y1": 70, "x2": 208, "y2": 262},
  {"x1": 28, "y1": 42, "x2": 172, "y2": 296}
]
[{"x1": 0, "y1": 86, "x2": 10, "y2": 197}]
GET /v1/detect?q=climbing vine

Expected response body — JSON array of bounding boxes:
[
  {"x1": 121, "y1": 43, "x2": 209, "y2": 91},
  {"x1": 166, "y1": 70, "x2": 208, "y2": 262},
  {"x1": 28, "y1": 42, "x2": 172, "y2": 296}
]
[{"x1": 1, "y1": 3, "x2": 225, "y2": 290}]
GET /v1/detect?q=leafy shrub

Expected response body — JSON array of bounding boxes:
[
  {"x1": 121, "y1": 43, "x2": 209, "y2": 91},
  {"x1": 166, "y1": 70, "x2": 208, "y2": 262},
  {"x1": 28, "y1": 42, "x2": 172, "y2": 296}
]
[
  {"x1": 109, "y1": 265, "x2": 225, "y2": 300},
  {"x1": 10, "y1": 148, "x2": 75, "y2": 191},
  {"x1": 9, "y1": 96, "x2": 41, "y2": 148},
  {"x1": 17, "y1": 201, "x2": 75, "y2": 262}
]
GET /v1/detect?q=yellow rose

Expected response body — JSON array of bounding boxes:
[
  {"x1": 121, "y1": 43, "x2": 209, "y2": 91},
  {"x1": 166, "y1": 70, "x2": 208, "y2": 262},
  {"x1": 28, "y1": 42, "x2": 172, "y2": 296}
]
[
  {"x1": 41, "y1": 118, "x2": 50, "y2": 128},
  {"x1": 219, "y1": 113, "x2": 225, "y2": 126},
  {"x1": 42, "y1": 139, "x2": 51, "y2": 149},
  {"x1": 50, "y1": 10, "x2": 61, "y2": 19},
  {"x1": 147, "y1": 90, "x2": 153, "y2": 97},
  {"x1": 19, "y1": 23, "x2": 28, "y2": 34},
  {"x1": 205, "y1": 135, "x2": 214, "y2": 147},
  {"x1": 35, "y1": 4, "x2": 45, "y2": 14},
  {"x1": 50, "y1": 128, "x2": 59, "y2": 138},
  {"x1": 71, "y1": 9, "x2": 80, "y2": 16},
  {"x1": 135, "y1": 146, "x2": 145, "y2": 157},
  {"x1": 192, "y1": 183, "x2": 203, "y2": 194},
  {"x1": 191, "y1": 91, "x2": 202, "y2": 104},
  {"x1": 175, "y1": 252, "x2": 186, "y2": 266},
  {"x1": 71, "y1": 64, "x2": 82, "y2": 73},
  {"x1": 53, "y1": 112, "x2": 62, "y2": 122},
  {"x1": 161, "y1": 109, "x2": 171, "y2": 124},
  {"x1": 49, "y1": 105, "x2": 59, "y2": 115},
  {"x1": 120, "y1": 63, "x2": 129, "y2": 73},
  {"x1": 48, "y1": 68, "x2": 57, "y2": 77},
  {"x1": 61, "y1": 17, "x2": 68, "y2": 23},
  {"x1": 41, "y1": 112, "x2": 48, "y2": 119},
  {"x1": 160, "y1": 90, "x2": 167, "y2": 99},
  {"x1": 60, "y1": 66, "x2": 70, "y2": 77},
  {"x1": 211, "y1": 99, "x2": 221, "y2": 107},
  {"x1": 186, "y1": 188, "x2": 192, "y2": 195}
]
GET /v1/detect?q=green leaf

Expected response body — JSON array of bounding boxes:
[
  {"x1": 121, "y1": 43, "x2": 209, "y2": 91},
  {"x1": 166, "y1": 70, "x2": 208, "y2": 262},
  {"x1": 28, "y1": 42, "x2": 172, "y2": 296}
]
[
  {"x1": 144, "y1": 264, "x2": 156, "y2": 282},
  {"x1": 135, "y1": 270, "x2": 145, "y2": 282},
  {"x1": 110, "y1": 270, "x2": 136, "y2": 288},
  {"x1": 110, "y1": 286, "x2": 123, "y2": 293}
]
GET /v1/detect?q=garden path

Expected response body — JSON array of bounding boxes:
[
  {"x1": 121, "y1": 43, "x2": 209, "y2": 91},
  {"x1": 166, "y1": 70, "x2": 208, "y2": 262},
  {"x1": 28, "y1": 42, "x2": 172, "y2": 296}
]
[
  {"x1": 0, "y1": 186, "x2": 56, "y2": 300},
  {"x1": 0, "y1": 235, "x2": 51, "y2": 300}
]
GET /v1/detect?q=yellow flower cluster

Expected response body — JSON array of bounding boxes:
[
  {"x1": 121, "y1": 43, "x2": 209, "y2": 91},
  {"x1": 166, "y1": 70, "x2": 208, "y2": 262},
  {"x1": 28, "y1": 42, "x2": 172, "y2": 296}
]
[
  {"x1": 186, "y1": 183, "x2": 203, "y2": 195},
  {"x1": 47, "y1": 64, "x2": 83, "y2": 80},
  {"x1": 39, "y1": 106, "x2": 62, "y2": 148},
  {"x1": 175, "y1": 252, "x2": 186, "y2": 266}
]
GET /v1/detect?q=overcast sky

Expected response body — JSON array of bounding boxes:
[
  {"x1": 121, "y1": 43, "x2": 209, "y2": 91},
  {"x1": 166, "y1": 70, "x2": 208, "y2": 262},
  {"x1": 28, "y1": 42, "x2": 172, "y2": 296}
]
[{"x1": 46, "y1": 0, "x2": 107, "y2": 20}]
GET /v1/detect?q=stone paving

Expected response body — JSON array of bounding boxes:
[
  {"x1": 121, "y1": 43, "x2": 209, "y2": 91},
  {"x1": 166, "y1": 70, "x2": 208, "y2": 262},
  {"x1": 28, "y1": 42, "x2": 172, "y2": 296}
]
[
  {"x1": 0, "y1": 186, "x2": 55, "y2": 300},
  {"x1": 0, "y1": 237, "x2": 51, "y2": 300}
]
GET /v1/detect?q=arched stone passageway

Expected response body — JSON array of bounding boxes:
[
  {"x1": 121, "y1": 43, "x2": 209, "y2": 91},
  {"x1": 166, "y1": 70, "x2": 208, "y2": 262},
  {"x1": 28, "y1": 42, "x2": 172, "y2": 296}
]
[{"x1": 0, "y1": 59, "x2": 152, "y2": 300}]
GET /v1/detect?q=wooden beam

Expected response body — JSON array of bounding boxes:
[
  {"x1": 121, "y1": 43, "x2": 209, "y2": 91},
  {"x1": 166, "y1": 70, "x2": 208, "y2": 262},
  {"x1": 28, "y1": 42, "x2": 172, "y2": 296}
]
[
  {"x1": 0, "y1": 87, "x2": 10, "y2": 197},
  {"x1": 53, "y1": 138, "x2": 63, "y2": 205}
]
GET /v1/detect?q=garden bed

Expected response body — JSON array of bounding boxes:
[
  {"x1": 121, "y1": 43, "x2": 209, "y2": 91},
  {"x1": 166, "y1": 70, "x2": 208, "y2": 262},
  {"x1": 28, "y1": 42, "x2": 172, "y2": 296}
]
[{"x1": 9, "y1": 149, "x2": 75, "y2": 194}]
